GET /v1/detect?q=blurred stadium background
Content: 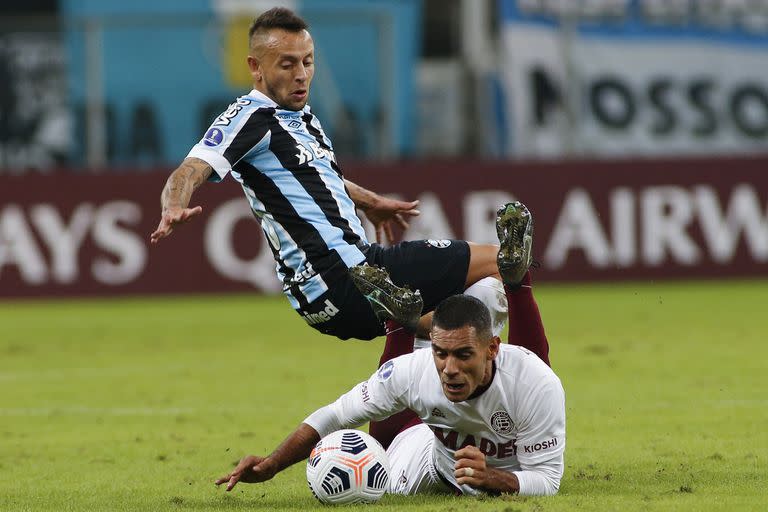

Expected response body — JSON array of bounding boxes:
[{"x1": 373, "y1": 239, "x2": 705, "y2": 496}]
[
  {"x1": 2, "y1": 0, "x2": 767, "y2": 296},
  {"x1": 1, "y1": 1, "x2": 767, "y2": 510}
]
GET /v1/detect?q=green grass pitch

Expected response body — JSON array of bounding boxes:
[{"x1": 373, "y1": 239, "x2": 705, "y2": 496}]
[{"x1": 1, "y1": 280, "x2": 766, "y2": 511}]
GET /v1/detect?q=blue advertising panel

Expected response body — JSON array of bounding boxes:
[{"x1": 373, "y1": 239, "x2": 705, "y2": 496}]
[{"x1": 61, "y1": 0, "x2": 421, "y2": 166}]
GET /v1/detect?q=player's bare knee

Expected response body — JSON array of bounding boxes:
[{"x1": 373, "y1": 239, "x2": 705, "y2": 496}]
[
  {"x1": 416, "y1": 313, "x2": 432, "y2": 339},
  {"x1": 465, "y1": 243, "x2": 501, "y2": 288}
]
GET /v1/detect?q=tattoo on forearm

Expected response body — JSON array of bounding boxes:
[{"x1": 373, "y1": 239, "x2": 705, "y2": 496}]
[
  {"x1": 161, "y1": 159, "x2": 212, "y2": 210},
  {"x1": 161, "y1": 173, "x2": 188, "y2": 209}
]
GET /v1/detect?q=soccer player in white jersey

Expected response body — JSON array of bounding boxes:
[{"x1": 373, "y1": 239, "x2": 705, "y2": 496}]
[{"x1": 215, "y1": 295, "x2": 566, "y2": 496}]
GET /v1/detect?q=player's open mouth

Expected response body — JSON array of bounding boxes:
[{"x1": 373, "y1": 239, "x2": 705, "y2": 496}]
[
  {"x1": 444, "y1": 382, "x2": 465, "y2": 392},
  {"x1": 291, "y1": 90, "x2": 307, "y2": 99}
]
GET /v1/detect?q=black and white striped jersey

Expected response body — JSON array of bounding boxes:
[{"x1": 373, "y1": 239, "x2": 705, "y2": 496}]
[{"x1": 187, "y1": 89, "x2": 369, "y2": 309}]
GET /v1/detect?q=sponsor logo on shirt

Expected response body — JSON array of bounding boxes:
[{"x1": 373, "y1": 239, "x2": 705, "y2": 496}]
[
  {"x1": 203, "y1": 127, "x2": 224, "y2": 147},
  {"x1": 288, "y1": 262, "x2": 317, "y2": 285},
  {"x1": 377, "y1": 360, "x2": 394, "y2": 381},
  {"x1": 360, "y1": 382, "x2": 370, "y2": 403},
  {"x1": 295, "y1": 141, "x2": 337, "y2": 166},
  {"x1": 431, "y1": 407, "x2": 445, "y2": 418},
  {"x1": 430, "y1": 426, "x2": 517, "y2": 459},
  {"x1": 295, "y1": 143, "x2": 314, "y2": 165},
  {"x1": 490, "y1": 411, "x2": 515, "y2": 435},
  {"x1": 426, "y1": 239, "x2": 451, "y2": 248},
  {"x1": 213, "y1": 98, "x2": 251, "y2": 126},
  {"x1": 523, "y1": 438, "x2": 558, "y2": 454},
  {"x1": 301, "y1": 299, "x2": 340, "y2": 326}
]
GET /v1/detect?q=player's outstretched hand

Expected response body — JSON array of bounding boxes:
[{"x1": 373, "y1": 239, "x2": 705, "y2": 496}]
[
  {"x1": 149, "y1": 206, "x2": 203, "y2": 244},
  {"x1": 215, "y1": 454, "x2": 277, "y2": 491},
  {"x1": 454, "y1": 445, "x2": 488, "y2": 488},
  {"x1": 363, "y1": 197, "x2": 420, "y2": 245}
]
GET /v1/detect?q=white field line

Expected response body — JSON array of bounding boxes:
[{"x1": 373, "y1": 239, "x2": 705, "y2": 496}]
[
  {"x1": 1, "y1": 400, "x2": 765, "y2": 417},
  {"x1": 0, "y1": 406, "x2": 241, "y2": 416},
  {"x1": 578, "y1": 399, "x2": 768, "y2": 410},
  {"x1": 0, "y1": 363, "x2": 195, "y2": 382}
]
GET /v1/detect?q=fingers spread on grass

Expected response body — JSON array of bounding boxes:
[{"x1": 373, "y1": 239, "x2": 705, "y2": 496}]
[{"x1": 214, "y1": 473, "x2": 232, "y2": 486}]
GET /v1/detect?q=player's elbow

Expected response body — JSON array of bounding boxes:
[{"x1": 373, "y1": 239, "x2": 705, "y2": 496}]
[
  {"x1": 523, "y1": 476, "x2": 560, "y2": 496},
  {"x1": 514, "y1": 469, "x2": 562, "y2": 496},
  {"x1": 542, "y1": 476, "x2": 560, "y2": 496}
]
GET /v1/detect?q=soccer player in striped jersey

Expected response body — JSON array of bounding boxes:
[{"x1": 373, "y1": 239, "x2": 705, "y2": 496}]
[{"x1": 150, "y1": 7, "x2": 551, "y2": 404}]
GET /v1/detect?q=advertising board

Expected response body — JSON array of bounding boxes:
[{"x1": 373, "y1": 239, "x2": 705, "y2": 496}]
[{"x1": 2, "y1": 157, "x2": 766, "y2": 297}]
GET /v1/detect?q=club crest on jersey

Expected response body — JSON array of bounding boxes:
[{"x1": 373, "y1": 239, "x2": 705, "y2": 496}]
[
  {"x1": 426, "y1": 239, "x2": 451, "y2": 248},
  {"x1": 203, "y1": 127, "x2": 224, "y2": 147},
  {"x1": 490, "y1": 411, "x2": 514, "y2": 435},
  {"x1": 377, "y1": 361, "x2": 394, "y2": 381}
]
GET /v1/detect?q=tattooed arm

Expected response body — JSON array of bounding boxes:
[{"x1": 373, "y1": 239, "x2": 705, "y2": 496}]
[{"x1": 150, "y1": 158, "x2": 213, "y2": 243}]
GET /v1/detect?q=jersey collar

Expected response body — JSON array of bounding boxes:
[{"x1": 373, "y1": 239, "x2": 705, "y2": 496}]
[
  {"x1": 248, "y1": 89, "x2": 310, "y2": 114},
  {"x1": 248, "y1": 89, "x2": 277, "y2": 106}
]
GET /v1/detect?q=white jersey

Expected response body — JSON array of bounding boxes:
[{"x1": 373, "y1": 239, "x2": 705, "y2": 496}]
[{"x1": 304, "y1": 344, "x2": 566, "y2": 495}]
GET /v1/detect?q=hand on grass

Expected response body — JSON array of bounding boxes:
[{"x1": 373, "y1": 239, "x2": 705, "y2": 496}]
[{"x1": 215, "y1": 455, "x2": 276, "y2": 491}]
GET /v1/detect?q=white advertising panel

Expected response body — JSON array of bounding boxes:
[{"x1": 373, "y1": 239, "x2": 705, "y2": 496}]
[{"x1": 499, "y1": 0, "x2": 768, "y2": 157}]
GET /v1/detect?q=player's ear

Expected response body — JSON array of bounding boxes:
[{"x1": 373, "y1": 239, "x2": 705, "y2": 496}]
[
  {"x1": 247, "y1": 55, "x2": 261, "y2": 81},
  {"x1": 487, "y1": 336, "x2": 501, "y2": 360}
]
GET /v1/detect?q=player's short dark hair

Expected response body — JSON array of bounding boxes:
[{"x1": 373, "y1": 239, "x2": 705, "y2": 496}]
[
  {"x1": 249, "y1": 7, "x2": 308, "y2": 42},
  {"x1": 432, "y1": 295, "x2": 493, "y2": 341}
]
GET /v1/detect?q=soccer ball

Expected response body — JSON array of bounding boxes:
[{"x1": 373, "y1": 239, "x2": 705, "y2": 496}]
[{"x1": 306, "y1": 429, "x2": 390, "y2": 504}]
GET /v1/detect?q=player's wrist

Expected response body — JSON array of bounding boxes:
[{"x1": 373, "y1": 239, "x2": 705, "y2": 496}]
[
  {"x1": 351, "y1": 186, "x2": 379, "y2": 212},
  {"x1": 483, "y1": 468, "x2": 520, "y2": 494},
  {"x1": 161, "y1": 204, "x2": 183, "y2": 214},
  {"x1": 356, "y1": 195, "x2": 378, "y2": 212},
  {"x1": 259, "y1": 456, "x2": 281, "y2": 476}
]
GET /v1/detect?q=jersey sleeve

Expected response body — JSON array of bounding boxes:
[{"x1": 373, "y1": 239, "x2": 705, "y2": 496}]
[
  {"x1": 512, "y1": 374, "x2": 566, "y2": 495},
  {"x1": 186, "y1": 100, "x2": 271, "y2": 183},
  {"x1": 303, "y1": 355, "x2": 414, "y2": 438}
]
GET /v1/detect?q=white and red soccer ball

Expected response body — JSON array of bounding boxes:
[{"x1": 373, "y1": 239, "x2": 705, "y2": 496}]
[{"x1": 306, "y1": 429, "x2": 390, "y2": 504}]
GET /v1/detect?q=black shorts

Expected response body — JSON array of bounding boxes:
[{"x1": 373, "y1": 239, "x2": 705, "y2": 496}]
[{"x1": 295, "y1": 240, "x2": 470, "y2": 341}]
